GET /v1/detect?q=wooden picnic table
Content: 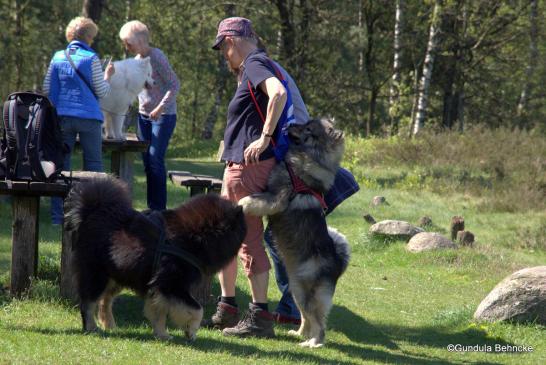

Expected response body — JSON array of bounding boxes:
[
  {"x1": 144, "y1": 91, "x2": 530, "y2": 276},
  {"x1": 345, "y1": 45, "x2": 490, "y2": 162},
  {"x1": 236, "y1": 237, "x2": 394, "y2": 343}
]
[
  {"x1": 0, "y1": 172, "x2": 108, "y2": 299},
  {"x1": 76, "y1": 133, "x2": 148, "y2": 195}
]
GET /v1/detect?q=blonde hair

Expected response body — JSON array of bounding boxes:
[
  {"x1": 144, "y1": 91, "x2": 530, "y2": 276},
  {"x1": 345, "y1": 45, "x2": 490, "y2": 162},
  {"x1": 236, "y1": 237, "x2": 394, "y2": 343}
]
[
  {"x1": 65, "y1": 17, "x2": 98, "y2": 43},
  {"x1": 119, "y1": 20, "x2": 150, "y2": 46}
]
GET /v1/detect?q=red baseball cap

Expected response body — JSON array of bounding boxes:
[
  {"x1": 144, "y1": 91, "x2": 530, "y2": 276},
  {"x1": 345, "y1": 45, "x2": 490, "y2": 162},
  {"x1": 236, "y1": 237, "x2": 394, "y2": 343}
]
[{"x1": 212, "y1": 17, "x2": 255, "y2": 50}]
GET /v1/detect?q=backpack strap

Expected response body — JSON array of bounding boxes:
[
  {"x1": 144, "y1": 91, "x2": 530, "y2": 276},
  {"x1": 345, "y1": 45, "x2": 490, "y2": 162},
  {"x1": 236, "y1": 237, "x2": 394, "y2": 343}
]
[
  {"x1": 64, "y1": 49, "x2": 98, "y2": 99},
  {"x1": 246, "y1": 59, "x2": 285, "y2": 148},
  {"x1": 27, "y1": 100, "x2": 47, "y2": 180},
  {"x1": 3, "y1": 98, "x2": 19, "y2": 177}
]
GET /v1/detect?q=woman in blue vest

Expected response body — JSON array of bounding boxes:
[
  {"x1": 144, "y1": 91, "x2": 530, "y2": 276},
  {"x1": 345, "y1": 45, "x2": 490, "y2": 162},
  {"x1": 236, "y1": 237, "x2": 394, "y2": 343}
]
[{"x1": 43, "y1": 16, "x2": 115, "y2": 224}]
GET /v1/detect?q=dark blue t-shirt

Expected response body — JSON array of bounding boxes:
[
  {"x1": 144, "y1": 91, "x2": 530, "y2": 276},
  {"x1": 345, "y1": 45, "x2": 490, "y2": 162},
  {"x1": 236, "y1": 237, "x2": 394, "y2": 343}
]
[{"x1": 222, "y1": 49, "x2": 276, "y2": 163}]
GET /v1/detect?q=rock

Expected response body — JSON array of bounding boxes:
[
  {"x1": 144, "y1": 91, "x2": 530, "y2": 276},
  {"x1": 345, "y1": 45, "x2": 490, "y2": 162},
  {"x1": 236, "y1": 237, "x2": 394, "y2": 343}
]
[
  {"x1": 363, "y1": 213, "x2": 377, "y2": 224},
  {"x1": 369, "y1": 220, "x2": 423, "y2": 239},
  {"x1": 457, "y1": 230, "x2": 475, "y2": 247},
  {"x1": 371, "y1": 196, "x2": 388, "y2": 206},
  {"x1": 474, "y1": 266, "x2": 546, "y2": 325},
  {"x1": 406, "y1": 232, "x2": 457, "y2": 252},
  {"x1": 418, "y1": 216, "x2": 433, "y2": 227},
  {"x1": 450, "y1": 216, "x2": 465, "y2": 240}
]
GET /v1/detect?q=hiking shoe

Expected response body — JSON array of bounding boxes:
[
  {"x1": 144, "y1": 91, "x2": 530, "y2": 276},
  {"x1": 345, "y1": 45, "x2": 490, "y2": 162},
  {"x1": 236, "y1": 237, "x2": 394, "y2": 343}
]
[
  {"x1": 273, "y1": 312, "x2": 301, "y2": 326},
  {"x1": 202, "y1": 300, "x2": 240, "y2": 330},
  {"x1": 222, "y1": 303, "x2": 275, "y2": 338}
]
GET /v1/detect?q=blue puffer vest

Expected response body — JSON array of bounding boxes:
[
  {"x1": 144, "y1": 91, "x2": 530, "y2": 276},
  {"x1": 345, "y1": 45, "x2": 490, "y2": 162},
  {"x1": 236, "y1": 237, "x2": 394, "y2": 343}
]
[{"x1": 48, "y1": 40, "x2": 103, "y2": 122}]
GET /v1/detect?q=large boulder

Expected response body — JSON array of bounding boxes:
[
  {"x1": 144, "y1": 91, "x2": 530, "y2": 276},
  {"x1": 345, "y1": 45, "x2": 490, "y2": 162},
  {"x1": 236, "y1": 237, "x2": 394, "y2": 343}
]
[
  {"x1": 474, "y1": 266, "x2": 546, "y2": 325},
  {"x1": 406, "y1": 232, "x2": 457, "y2": 252},
  {"x1": 369, "y1": 220, "x2": 423, "y2": 239}
]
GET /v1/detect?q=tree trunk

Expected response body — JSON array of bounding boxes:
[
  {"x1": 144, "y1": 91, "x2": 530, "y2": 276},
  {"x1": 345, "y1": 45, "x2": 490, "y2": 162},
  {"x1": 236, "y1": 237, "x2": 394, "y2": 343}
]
[
  {"x1": 295, "y1": 0, "x2": 311, "y2": 84},
  {"x1": 357, "y1": 0, "x2": 365, "y2": 133},
  {"x1": 389, "y1": 0, "x2": 404, "y2": 135},
  {"x1": 201, "y1": 3, "x2": 235, "y2": 140},
  {"x1": 367, "y1": 88, "x2": 378, "y2": 136},
  {"x1": 275, "y1": 0, "x2": 296, "y2": 70},
  {"x1": 516, "y1": 0, "x2": 538, "y2": 122},
  {"x1": 201, "y1": 54, "x2": 229, "y2": 139},
  {"x1": 413, "y1": 0, "x2": 442, "y2": 136},
  {"x1": 81, "y1": 0, "x2": 104, "y2": 22},
  {"x1": 14, "y1": 0, "x2": 23, "y2": 90},
  {"x1": 409, "y1": 63, "x2": 420, "y2": 138}
]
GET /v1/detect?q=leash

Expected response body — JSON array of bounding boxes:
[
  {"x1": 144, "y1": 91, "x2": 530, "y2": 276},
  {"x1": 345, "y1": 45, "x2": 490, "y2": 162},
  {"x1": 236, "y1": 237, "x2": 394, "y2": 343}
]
[
  {"x1": 247, "y1": 59, "x2": 327, "y2": 211},
  {"x1": 143, "y1": 211, "x2": 204, "y2": 275}
]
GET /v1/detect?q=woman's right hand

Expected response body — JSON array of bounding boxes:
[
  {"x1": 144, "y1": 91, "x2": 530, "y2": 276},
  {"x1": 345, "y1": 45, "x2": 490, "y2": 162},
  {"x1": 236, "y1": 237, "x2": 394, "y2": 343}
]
[{"x1": 104, "y1": 62, "x2": 115, "y2": 81}]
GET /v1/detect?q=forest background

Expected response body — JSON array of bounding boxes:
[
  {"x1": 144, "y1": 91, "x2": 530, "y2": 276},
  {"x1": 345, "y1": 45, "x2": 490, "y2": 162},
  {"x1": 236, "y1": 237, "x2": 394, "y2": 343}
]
[{"x1": 1, "y1": 0, "x2": 544, "y2": 141}]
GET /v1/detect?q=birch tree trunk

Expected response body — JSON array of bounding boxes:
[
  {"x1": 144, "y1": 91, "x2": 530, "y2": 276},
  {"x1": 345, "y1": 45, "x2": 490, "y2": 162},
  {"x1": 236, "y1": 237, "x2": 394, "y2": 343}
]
[
  {"x1": 413, "y1": 0, "x2": 442, "y2": 136},
  {"x1": 516, "y1": 0, "x2": 538, "y2": 119},
  {"x1": 389, "y1": 0, "x2": 404, "y2": 135}
]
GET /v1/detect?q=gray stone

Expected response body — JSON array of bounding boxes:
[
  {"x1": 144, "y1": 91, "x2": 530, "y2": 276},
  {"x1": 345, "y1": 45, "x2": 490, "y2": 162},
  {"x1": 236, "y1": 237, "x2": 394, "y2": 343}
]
[
  {"x1": 417, "y1": 216, "x2": 433, "y2": 227},
  {"x1": 371, "y1": 196, "x2": 387, "y2": 206},
  {"x1": 474, "y1": 266, "x2": 546, "y2": 325},
  {"x1": 406, "y1": 232, "x2": 457, "y2": 252},
  {"x1": 369, "y1": 220, "x2": 423, "y2": 239}
]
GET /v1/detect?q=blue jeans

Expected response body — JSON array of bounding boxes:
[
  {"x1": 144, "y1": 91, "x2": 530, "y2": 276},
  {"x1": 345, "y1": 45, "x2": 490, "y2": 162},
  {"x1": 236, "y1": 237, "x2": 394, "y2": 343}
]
[
  {"x1": 51, "y1": 116, "x2": 103, "y2": 224},
  {"x1": 265, "y1": 167, "x2": 360, "y2": 319},
  {"x1": 138, "y1": 113, "x2": 176, "y2": 210}
]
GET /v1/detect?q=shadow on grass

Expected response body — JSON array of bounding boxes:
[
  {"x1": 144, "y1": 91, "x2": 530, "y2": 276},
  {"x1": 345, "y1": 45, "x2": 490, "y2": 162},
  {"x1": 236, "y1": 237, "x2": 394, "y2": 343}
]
[
  {"x1": 327, "y1": 305, "x2": 510, "y2": 364},
  {"x1": 5, "y1": 321, "x2": 503, "y2": 365}
]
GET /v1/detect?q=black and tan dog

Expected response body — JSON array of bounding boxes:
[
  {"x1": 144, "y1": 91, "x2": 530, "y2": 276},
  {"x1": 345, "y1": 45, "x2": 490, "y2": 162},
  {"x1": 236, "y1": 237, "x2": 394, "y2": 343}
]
[
  {"x1": 65, "y1": 176, "x2": 246, "y2": 340},
  {"x1": 239, "y1": 118, "x2": 350, "y2": 348}
]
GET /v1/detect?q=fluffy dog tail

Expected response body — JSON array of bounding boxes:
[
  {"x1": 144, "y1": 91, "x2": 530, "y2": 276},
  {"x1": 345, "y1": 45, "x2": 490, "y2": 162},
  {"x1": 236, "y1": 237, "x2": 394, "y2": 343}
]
[
  {"x1": 64, "y1": 175, "x2": 132, "y2": 232},
  {"x1": 328, "y1": 226, "x2": 351, "y2": 274}
]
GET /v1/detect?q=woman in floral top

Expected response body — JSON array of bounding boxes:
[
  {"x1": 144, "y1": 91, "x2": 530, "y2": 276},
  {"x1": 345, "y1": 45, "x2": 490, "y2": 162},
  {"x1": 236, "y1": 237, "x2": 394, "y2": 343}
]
[{"x1": 119, "y1": 20, "x2": 180, "y2": 210}]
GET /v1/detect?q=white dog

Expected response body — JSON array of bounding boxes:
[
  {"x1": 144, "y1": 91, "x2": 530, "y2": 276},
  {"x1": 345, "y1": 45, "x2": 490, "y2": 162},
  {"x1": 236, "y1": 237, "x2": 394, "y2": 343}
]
[{"x1": 100, "y1": 57, "x2": 153, "y2": 140}]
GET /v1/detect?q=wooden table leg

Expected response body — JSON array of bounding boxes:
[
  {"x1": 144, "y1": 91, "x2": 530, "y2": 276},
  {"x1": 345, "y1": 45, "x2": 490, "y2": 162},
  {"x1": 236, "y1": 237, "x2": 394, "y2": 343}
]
[
  {"x1": 111, "y1": 150, "x2": 135, "y2": 195},
  {"x1": 11, "y1": 195, "x2": 39, "y2": 297},
  {"x1": 60, "y1": 227, "x2": 78, "y2": 303},
  {"x1": 190, "y1": 186, "x2": 207, "y2": 196}
]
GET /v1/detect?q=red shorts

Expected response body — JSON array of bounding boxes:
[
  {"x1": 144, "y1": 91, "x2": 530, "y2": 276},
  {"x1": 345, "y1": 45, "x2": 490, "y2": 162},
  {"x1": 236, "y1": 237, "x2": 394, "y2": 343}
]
[{"x1": 222, "y1": 158, "x2": 276, "y2": 276}]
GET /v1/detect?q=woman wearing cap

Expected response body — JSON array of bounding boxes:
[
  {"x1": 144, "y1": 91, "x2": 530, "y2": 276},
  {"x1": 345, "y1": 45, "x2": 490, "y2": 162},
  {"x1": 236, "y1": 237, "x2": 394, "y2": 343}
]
[
  {"x1": 119, "y1": 20, "x2": 180, "y2": 211},
  {"x1": 204, "y1": 17, "x2": 288, "y2": 338},
  {"x1": 43, "y1": 16, "x2": 115, "y2": 225}
]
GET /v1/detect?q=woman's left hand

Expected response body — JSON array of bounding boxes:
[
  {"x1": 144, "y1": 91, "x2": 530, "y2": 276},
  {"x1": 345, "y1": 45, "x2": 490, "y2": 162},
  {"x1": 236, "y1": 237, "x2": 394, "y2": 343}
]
[
  {"x1": 150, "y1": 105, "x2": 163, "y2": 120},
  {"x1": 244, "y1": 136, "x2": 270, "y2": 164}
]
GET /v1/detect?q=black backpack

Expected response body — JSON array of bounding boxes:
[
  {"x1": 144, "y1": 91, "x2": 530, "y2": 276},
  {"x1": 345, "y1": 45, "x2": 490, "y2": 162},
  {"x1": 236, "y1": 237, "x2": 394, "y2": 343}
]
[{"x1": 1, "y1": 91, "x2": 67, "y2": 181}]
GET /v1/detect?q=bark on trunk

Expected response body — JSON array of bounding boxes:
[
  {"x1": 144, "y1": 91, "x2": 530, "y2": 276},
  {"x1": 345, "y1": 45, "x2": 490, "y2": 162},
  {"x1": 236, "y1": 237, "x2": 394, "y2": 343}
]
[
  {"x1": 201, "y1": 3, "x2": 235, "y2": 139},
  {"x1": 275, "y1": 0, "x2": 296, "y2": 69},
  {"x1": 82, "y1": 0, "x2": 104, "y2": 22},
  {"x1": 516, "y1": 0, "x2": 538, "y2": 120},
  {"x1": 389, "y1": 0, "x2": 404, "y2": 135},
  {"x1": 413, "y1": 0, "x2": 442, "y2": 136}
]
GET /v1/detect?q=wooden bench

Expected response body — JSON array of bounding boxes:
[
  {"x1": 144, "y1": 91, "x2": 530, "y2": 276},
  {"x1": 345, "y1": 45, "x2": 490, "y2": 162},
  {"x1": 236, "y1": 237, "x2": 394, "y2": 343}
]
[
  {"x1": 168, "y1": 170, "x2": 224, "y2": 305},
  {"x1": 168, "y1": 171, "x2": 223, "y2": 196}
]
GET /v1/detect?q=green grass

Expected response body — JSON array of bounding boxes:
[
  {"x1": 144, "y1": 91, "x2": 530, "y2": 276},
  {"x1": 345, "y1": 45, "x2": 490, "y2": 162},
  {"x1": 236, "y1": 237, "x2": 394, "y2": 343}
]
[{"x1": 0, "y1": 146, "x2": 545, "y2": 364}]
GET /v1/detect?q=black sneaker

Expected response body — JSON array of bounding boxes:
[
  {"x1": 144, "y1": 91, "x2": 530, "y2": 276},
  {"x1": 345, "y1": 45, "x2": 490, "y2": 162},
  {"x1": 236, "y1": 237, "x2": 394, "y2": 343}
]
[
  {"x1": 202, "y1": 299, "x2": 240, "y2": 330},
  {"x1": 222, "y1": 303, "x2": 275, "y2": 338}
]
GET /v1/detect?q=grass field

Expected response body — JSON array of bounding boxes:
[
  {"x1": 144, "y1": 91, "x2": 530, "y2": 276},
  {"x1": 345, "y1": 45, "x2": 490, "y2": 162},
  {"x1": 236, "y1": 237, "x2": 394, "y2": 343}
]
[{"x1": 0, "y1": 136, "x2": 544, "y2": 364}]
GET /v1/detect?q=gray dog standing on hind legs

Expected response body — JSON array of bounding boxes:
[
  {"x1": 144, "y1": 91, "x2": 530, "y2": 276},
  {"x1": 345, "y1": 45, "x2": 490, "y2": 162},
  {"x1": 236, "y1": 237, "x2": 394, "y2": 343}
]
[{"x1": 239, "y1": 118, "x2": 351, "y2": 348}]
